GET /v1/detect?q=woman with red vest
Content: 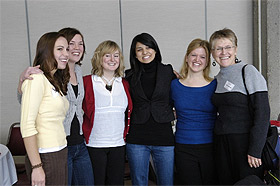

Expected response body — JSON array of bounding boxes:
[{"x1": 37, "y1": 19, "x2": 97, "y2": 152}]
[{"x1": 82, "y1": 40, "x2": 132, "y2": 185}]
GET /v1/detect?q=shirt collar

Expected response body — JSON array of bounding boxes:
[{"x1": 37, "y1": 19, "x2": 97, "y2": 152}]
[{"x1": 93, "y1": 75, "x2": 122, "y2": 83}]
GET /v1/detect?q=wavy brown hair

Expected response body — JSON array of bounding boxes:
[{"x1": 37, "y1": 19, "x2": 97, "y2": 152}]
[{"x1": 33, "y1": 32, "x2": 70, "y2": 95}]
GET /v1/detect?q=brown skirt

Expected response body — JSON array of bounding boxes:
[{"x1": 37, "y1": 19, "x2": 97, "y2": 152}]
[{"x1": 26, "y1": 147, "x2": 68, "y2": 185}]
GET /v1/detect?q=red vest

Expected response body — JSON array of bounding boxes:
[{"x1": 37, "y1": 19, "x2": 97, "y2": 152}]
[{"x1": 82, "y1": 75, "x2": 133, "y2": 144}]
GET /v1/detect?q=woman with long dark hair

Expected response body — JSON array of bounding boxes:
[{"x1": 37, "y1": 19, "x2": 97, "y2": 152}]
[
  {"x1": 20, "y1": 32, "x2": 70, "y2": 185},
  {"x1": 125, "y1": 33, "x2": 176, "y2": 186},
  {"x1": 18, "y1": 28, "x2": 94, "y2": 186}
]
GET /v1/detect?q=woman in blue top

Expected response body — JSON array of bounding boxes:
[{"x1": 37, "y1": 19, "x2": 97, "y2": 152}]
[{"x1": 171, "y1": 38, "x2": 217, "y2": 185}]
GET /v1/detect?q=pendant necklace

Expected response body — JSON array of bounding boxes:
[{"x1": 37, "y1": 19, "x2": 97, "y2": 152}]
[{"x1": 102, "y1": 76, "x2": 115, "y2": 92}]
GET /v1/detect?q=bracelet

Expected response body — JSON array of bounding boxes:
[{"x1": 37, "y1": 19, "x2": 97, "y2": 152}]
[{"x1": 31, "y1": 162, "x2": 43, "y2": 170}]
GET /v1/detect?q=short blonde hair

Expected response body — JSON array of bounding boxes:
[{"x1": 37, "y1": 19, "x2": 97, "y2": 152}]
[
  {"x1": 91, "y1": 40, "x2": 124, "y2": 77},
  {"x1": 180, "y1": 38, "x2": 212, "y2": 81},
  {"x1": 209, "y1": 28, "x2": 238, "y2": 50}
]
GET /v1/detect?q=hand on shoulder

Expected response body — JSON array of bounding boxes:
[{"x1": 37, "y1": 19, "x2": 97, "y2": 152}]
[
  {"x1": 18, "y1": 65, "x2": 43, "y2": 94},
  {"x1": 19, "y1": 65, "x2": 43, "y2": 82}
]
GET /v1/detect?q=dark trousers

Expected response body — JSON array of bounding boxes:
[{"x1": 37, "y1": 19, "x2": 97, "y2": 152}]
[
  {"x1": 26, "y1": 147, "x2": 68, "y2": 185},
  {"x1": 87, "y1": 145, "x2": 125, "y2": 186},
  {"x1": 175, "y1": 143, "x2": 217, "y2": 185},
  {"x1": 214, "y1": 133, "x2": 264, "y2": 185}
]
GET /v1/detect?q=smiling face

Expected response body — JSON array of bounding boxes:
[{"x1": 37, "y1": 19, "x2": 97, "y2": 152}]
[
  {"x1": 135, "y1": 42, "x2": 156, "y2": 64},
  {"x1": 102, "y1": 50, "x2": 120, "y2": 73},
  {"x1": 186, "y1": 47, "x2": 207, "y2": 73},
  {"x1": 212, "y1": 38, "x2": 237, "y2": 68},
  {"x1": 53, "y1": 37, "x2": 69, "y2": 70},
  {"x1": 68, "y1": 34, "x2": 84, "y2": 64}
]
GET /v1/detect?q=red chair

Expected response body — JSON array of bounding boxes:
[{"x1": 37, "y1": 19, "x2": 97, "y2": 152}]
[
  {"x1": 6, "y1": 122, "x2": 26, "y2": 173},
  {"x1": 6, "y1": 122, "x2": 26, "y2": 156},
  {"x1": 6, "y1": 122, "x2": 31, "y2": 185}
]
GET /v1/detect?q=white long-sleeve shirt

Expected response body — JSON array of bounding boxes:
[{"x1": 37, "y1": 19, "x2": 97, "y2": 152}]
[{"x1": 87, "y1": 75, "x2": 128, "y2": 148}]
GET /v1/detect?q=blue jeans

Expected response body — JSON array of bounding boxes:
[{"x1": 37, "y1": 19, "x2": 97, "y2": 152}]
[
  {"x1": 68, "y1": 142, "x2": 94, "y2": 186},
  {"x1": 126, "y1": 143, "x2": 174, "y2": 186}
]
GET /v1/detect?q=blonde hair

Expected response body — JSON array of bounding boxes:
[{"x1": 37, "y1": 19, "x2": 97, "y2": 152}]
[
  {"x1": 180, "y1": 38, "x2": 212, "y2": 82},
  {"x1": 209, "y1": 28, "x2": 238, "y2": 50},
  {"x1": 91, "y1": 40, "x2": 124, "y2": 77}
]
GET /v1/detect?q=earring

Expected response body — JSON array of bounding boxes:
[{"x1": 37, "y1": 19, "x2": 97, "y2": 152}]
[
  {"x1": 212, "y1": 60, "x2": 216, "y2": 66},
  {"x1": 235, "y1": 57, "x2": 240, "y2": 63}
]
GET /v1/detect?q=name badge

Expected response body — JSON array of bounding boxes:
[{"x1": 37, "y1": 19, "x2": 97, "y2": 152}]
[
  {"x1": 51, "y1": 88, "x2": 59, "y2": 97},
  {"x1": 224, "y1": 81, "x2": 235, "y2": 91}
]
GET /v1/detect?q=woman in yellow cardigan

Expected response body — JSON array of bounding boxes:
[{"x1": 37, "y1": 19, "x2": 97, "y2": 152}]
[{"x1": 20, "y1": 32, "x2": 70, "y2": 186}]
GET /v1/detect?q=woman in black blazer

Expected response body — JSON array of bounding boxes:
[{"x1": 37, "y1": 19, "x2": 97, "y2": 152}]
[{"x1": 125, "y1": 33, "x2": 177, "y2": 186}]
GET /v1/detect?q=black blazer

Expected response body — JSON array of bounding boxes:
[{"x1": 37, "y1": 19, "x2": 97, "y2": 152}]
[{"x1": 126, "y1": 63, "x2": 175, "y2": 124}]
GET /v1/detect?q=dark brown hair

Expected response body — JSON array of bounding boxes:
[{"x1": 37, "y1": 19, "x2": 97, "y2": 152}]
[
  {"x1": 33, "y1": 32, "x2": 70, "y2": 95},
  {"x1": 58, "y1": 27, "x2": 86, "y2": 65},
  {"x1": 126, "y1": 33, "x2": 162, "y2": 85}
]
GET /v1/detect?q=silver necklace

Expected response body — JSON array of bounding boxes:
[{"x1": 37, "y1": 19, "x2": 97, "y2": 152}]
[{"x1": 102, "y1": 76, "x2": 115, "y2": 91}]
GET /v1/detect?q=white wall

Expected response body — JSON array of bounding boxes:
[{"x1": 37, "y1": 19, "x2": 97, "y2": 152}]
[
  {"x1": 0, "y1": 0, "x2": 253, "y2": 144},
  {"x1": 1, "y1": 0, "x2": 30, "y2": 144}
]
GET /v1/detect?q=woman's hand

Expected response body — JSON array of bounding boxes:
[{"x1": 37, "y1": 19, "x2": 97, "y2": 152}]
[
  {"x1": 18, "y1": 65, "x2": 43, "y2": 94},
  {"x1": 173, "y1": 70, "x2": 182, "y2": 79},
  {"x1": 31, "y1": 167, "x2": 45, "y2": 186},
  {"x1": 20, "y1": 65, "x2": 43, "y2": 81},
  {"x1": 248, "y1": 154, "x2": 262, "y2": 168},
  {"x1": 23, "y1": 136, "x2": 45, "y2": 186}
]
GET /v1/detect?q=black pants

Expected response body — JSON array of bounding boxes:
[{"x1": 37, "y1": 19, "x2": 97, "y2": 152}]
[
  {"x1": 87, "y1": 145, "x2": 125, "y2": 186},
  {"x1": 175, "y1": 143, "x2": 217, "y2": 185},
  {"x1": 214, "y1": 133, "x2": 264, "y2": 185}
]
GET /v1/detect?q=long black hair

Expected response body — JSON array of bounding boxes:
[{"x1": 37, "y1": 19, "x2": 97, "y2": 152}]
[{"x1": 126, "y1": 33, "x2": 162, "y2": 85}]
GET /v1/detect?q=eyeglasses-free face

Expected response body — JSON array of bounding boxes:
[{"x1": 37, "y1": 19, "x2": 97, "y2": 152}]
[
  {"x1": 211, "y1": 38, "x2": 237, "y2": 68},
  {"x1": 186, "y1": 47, "x2": 208, "y2": 73},
  {"x1": 135, "y1": 42, "x2": 156, "y2": 64},
  {"x1": 54, "y1": 37, "x2": 69, "y2": 70}
]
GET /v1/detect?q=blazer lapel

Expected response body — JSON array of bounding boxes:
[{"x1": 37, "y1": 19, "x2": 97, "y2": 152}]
[{"x1": 134, "y1": 80, "x2": 149, "y2": 101}]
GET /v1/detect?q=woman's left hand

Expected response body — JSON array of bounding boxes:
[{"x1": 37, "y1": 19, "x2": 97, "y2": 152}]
[{"x1": 248, "y1": 154, "x2": 262, "y2": 168}]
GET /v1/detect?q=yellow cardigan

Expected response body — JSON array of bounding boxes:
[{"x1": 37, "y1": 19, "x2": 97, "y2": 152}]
[{"x1": 20, "y1": 74, "x2": 69, "y2": 149}]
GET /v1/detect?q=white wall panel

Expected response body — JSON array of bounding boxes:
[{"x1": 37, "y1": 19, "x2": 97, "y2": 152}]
[
  {"x1": 121, "y1": 0, "x2": 206, "y2": 72},
  {"x1": 0, "y1": 0, "x2": 29, "y2": 144},
  {"x1": 26, "y1": 0, "x2": 121, "y2": 75},
  {"x1": 207, "y1": 0, "x2": 253, "y2": 76}
]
